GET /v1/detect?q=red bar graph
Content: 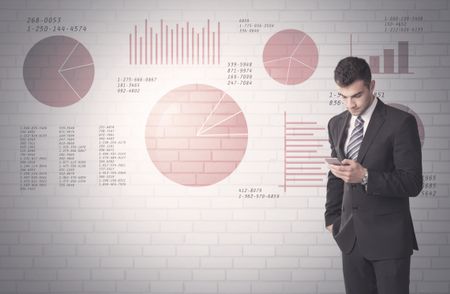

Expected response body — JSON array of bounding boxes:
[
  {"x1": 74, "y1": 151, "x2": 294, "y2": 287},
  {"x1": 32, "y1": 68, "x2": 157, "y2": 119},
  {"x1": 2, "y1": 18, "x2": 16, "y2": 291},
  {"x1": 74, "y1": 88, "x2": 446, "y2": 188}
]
[
  {"x1": 139, "y1": 37, "x2": 142, "y2": 64},
  {"x1": 134, "y1": 25, "x2": 137, "y2": 65},
  {"x1": 150, "y1": 28, "x2": 153, "y2": 64},
  {"x1": 160, "y1": 20, "x2": 163, "y2": 65},
  {"x1": 187, "y1": 22, "x2": 189, "y2": 64},
  {"x1": 129, "y1": 19, "x2": 221, "y2": 65},
  {"x1": 369, "y1": 56, "x2": 380, "y2": 74},
  {"x1": 384, "y1": 49, "x2": 395, "y2": 73},
  {"x1": 145, "y1": 19, "x2": 147, "y2": 64},
  {"x1": 398, "y1": 41, "x2": 409, "y2": 73},
  {"x1": 349, "y1": 34, "x2": 412, "y2": 74},
  {"x1": 129, "y1": 34, "x2": 132, "y2": 65},
  {"x1": 166, "y1": 25, "x2": 168, "y2": 65},
  {"x1": 171, "y1": 29, "x2": 173, "y2": 64},
  {"x1": 281, "y1": 112, "x2": 329, "y2": 192}
]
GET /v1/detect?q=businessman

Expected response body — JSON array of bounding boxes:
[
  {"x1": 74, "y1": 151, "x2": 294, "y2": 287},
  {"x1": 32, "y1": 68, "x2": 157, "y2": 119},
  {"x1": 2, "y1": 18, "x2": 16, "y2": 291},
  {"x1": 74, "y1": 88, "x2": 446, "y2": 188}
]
[{"x1": 325, "y1": 56, "x2": 423, "y2": 294}]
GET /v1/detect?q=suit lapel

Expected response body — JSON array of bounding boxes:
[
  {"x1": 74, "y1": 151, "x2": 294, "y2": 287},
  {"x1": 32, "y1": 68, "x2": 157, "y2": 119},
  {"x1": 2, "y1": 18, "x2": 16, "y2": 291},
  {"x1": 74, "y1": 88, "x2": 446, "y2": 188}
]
[{"x1": 356, "y1": 99, "x2": 386, "y2": 163}]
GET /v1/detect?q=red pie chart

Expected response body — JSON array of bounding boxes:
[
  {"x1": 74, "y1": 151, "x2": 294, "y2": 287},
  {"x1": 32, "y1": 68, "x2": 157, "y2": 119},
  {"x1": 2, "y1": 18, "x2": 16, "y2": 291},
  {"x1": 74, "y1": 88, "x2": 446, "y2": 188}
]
[
  {"x1": 23, "y1": 35, "x2": 94, "y2": 107},
  {"x1": 145, "y1": 84, "x2": 248, "y2": 186},
  {"x1": 263, "y1": 29, "x2": 319, "y2": 85}
]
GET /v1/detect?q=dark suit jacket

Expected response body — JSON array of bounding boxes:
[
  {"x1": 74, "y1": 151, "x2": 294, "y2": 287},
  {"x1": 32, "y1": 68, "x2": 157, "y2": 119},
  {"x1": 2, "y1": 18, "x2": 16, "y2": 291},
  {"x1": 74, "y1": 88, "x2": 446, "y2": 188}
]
[{"x1": 325, "y1": 99, "x2": 423, "y2": 260}]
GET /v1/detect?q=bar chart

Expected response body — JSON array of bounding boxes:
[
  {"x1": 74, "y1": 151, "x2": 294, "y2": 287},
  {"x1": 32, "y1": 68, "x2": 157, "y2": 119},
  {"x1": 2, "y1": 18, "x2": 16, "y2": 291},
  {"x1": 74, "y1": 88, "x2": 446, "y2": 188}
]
[
  {"x1": 350, "y1": 34, "x2": 413, "y2": 74},
  {"x1": 128, "y1": 19, "x2": 221, "y2": 65},
  {"x1": 280, "y1": 112, "x2": 328, "y2": 192}
]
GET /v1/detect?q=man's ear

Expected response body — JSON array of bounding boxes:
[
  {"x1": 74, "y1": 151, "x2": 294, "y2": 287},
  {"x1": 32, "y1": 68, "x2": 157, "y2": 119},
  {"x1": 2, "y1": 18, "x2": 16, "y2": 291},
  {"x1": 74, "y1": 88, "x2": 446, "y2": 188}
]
[{"x1": 370, "y1": 80, "x2": 376, "y2": 93}]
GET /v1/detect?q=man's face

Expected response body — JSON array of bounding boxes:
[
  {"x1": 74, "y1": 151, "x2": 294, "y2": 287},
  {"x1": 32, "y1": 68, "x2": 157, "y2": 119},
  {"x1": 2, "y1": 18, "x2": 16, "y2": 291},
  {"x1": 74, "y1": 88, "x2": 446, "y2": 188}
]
[{"x1": 338, "y1": 79, "x2": 375, "y2": 116}]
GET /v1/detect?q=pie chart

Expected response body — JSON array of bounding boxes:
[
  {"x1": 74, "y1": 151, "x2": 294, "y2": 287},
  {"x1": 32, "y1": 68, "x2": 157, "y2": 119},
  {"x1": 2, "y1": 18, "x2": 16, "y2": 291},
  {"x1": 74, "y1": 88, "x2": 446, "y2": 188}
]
[
  {"x1": 263, "y1": 29, "x2": 319, "y2": 85},
  {"x1": 389, "y1": 103, "x2": 425, "y2": 147},
  {"x1": 145, "y1": 84, "x2": 248, "y2": 186},
  {"x1": 23, "y1": 35, "x2": 94, "y2": 107}
]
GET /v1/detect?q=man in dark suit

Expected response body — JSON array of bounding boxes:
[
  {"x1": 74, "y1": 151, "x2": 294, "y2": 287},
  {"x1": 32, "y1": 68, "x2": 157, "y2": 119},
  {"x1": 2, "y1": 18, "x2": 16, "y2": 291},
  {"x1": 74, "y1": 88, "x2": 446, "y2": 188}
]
[{"x1": 325, "y1": 56, "x2": 423, "y2": 294}]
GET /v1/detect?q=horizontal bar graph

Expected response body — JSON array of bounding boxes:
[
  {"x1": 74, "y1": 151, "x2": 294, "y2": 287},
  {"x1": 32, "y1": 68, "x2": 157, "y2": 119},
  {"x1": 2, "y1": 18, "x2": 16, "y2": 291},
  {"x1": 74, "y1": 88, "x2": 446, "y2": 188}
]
[
  {"x1": 129, "y1": 19, "x2": 221, "y2": 65},
  {"x1": 281, "y1": 112, "x2": 329, "y2": 192}
]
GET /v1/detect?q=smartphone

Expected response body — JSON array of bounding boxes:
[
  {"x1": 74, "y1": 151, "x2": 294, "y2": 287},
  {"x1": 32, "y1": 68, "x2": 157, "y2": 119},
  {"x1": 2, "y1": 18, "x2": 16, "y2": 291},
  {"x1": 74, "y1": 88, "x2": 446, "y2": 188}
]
[{"x1": 324, "y1": 158, "x2": 343, "y2": 165}]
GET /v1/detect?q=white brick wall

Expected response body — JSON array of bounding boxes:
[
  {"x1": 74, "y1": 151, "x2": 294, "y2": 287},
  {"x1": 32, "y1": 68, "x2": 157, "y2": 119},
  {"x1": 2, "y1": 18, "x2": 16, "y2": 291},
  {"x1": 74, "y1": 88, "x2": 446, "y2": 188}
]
[{"x1": 0, "y1": 0, "x2": 449, "y2": 293}]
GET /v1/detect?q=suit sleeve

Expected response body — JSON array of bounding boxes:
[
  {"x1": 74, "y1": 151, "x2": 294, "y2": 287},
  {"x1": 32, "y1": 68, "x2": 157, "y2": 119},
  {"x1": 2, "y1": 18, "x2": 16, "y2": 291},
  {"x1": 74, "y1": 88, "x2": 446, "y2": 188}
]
[
  {"x1": 325, "y1": 119, "x2": 344, "y2": 227},
  {"x1": 367, "y1": 114, "x2": 423, "y2": 197}
]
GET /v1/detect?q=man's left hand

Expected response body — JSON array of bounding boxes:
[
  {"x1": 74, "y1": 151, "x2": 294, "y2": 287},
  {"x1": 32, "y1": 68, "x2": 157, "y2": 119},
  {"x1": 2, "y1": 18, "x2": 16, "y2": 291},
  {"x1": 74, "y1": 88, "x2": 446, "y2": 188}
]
[{"x1": 328, "y1": 159, "x2": 366, "y2": 183}]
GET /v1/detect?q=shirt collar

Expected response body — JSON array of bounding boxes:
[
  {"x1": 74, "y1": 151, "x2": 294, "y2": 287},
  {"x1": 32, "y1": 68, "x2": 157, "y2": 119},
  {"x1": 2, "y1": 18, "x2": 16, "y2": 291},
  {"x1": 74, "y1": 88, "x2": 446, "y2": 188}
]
[{"x1": 351, "y1": 96, "x2": 378, "y2": 123}]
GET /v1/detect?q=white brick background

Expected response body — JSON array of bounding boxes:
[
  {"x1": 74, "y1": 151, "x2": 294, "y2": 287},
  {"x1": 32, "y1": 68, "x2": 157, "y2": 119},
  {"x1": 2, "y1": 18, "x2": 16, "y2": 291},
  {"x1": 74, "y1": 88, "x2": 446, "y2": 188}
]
[{"x1": 0, "y1": 0, "x2": 450, "y2": 293}]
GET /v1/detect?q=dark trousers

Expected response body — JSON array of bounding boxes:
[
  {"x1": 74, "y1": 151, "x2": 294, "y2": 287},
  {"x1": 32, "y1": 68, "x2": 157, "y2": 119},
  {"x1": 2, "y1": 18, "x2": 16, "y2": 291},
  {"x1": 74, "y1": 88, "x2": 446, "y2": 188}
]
[{"x1": 342, "y1": 239, "x2": 411, "y2": 294}]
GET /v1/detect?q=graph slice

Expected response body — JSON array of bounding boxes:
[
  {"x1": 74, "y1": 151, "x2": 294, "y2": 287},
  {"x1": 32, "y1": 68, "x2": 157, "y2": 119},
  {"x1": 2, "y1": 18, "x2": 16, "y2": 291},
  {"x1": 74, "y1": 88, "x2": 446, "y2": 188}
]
[
  {"x1": 263, "y1": 29, "x2": 318, "y2": 85},
  {"x1": 145, "y1": 84, "x2": 248, "y2": 186},
  {"x1": 389, "y1": 103, "x2": 425, "y2": 147},
  {"x1": 197, "y1": 93, "x2": 247, "y2": 137},
  {"x1": 23, "y1": 35, "x2": 94, "y2": 107}
]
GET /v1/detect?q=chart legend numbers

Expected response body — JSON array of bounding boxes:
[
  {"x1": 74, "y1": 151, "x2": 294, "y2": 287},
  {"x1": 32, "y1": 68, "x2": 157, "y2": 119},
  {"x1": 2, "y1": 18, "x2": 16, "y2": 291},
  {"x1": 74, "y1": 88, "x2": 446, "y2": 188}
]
[{"x1": 128, "y1": 19, "x2": 221, "y2": 65}]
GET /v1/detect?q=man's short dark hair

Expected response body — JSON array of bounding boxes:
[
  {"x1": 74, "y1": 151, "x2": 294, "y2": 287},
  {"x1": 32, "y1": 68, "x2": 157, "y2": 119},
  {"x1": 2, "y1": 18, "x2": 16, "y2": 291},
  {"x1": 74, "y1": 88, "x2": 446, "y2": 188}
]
[{"x1": 334, "y1": 56, "x2": 372, "y2": 88}]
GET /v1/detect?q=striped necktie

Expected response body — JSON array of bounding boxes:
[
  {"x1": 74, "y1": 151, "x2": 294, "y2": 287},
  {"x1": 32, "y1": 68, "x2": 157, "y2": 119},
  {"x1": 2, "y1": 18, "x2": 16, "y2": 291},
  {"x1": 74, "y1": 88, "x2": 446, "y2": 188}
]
[{"x1": 346, "y1": 116, "x2": 364, "y2": 160}]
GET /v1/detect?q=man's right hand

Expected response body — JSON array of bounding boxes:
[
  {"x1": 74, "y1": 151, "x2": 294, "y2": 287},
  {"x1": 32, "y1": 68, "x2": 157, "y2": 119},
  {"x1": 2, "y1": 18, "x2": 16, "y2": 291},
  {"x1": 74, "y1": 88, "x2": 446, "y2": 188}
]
[{"x1": 326, "y1": 224, "x2": 333, "y2": 233}]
